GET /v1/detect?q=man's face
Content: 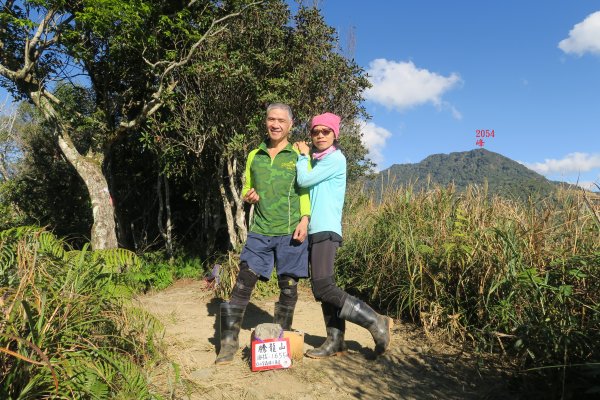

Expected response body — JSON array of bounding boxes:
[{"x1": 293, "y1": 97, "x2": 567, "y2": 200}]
[{"x1": 266, "y1": 108, "x2": 292, "y2": 143}]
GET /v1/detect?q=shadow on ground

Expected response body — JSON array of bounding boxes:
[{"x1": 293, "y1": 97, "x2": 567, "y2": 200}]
[{"x1": 306, "y1": 328, "x2": 515, "y2": 400}]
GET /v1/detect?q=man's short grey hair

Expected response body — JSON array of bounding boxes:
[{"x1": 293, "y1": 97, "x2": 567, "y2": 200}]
[{"x1": 266, "y1": 103, "x2": 293, "y2": 121}]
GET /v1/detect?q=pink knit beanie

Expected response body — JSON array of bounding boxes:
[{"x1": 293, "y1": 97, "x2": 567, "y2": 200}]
[{"x1": 310, "y1": 112, "x2": 341, "y2": 139}]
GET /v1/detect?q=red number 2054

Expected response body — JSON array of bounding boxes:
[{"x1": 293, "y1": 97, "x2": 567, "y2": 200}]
[{"x1": 476, "y1": 129, "x2": 495, "y2": 138}]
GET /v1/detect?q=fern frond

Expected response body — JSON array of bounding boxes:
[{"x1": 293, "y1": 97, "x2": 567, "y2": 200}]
[
  {"x1": 37, "y1": 231, "x2": 67, "y2": 260},
  {"x1": 92, "y1": 248, "x2": 141, "y2": 273}
]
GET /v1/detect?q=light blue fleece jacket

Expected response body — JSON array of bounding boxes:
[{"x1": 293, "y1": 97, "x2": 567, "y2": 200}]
[{"x1": 296, "y1": 150, "x2": 346, "y2": 236}]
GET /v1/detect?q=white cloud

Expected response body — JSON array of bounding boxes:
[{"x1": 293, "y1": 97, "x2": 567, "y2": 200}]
[
  {"x1": 446, "y1": 102, "x2": 463, "y2": 120},
  {"x1": 364, "y1": 59, "x2": 462, "y2": 115},
  {"x1": 558, "y1": 11, "x2": 600, "y2": 56},
  {"x1": 358, "y1": 120, "x2": 392, "y2": 170},
  {"x1": 523, "y1": 152, "x2": 600, "y2": 174},
  {"x1": 574, "y1": 181, "x2": 599, "y2": 191}
]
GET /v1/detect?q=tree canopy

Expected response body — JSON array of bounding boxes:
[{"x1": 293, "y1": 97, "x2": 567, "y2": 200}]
[{"x1": 1, "y1": 0, "x2": 374, "y2": 255}]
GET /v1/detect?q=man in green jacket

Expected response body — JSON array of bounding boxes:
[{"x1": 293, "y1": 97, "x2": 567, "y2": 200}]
[{"x1": 215, "y1": 103, "x2": 310, "y2": 365}]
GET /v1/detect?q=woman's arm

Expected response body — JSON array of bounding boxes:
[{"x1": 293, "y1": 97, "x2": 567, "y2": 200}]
[{"x1": 296, "y1": 153, "x2": 345, "y2": 188}]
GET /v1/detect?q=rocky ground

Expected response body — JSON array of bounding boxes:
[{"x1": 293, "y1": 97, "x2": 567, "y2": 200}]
[{"x1": 138, "y1": 279, "x2": 515, "y2": 400}]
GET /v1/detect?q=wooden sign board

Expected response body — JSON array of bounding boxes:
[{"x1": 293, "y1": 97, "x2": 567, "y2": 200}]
[{"x1": 251, "y1": 337, "x2": 292, "y2": 372}]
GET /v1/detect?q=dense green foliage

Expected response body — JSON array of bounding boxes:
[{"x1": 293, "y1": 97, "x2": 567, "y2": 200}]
[
  {"x1": 132, "y1": 252, "x2": 208, "y2": 291},
  {"x1": 1, "y1": 0, "x2": 269, "y2": 249},
  {"x1": 141, "y1": 0, "x2": 372, "y2": 250},
  {"x1": 1, "y1": 0, "x2": 373, "y2": 254},
  {"x1": 0, "y1": 226, "x2": 164, "y2": 399},
  {"x1": 371, "y1": 148, "x2": 569, "y2": 202},
  {"x1": 337, "y1": 184, "x2": 600, "y2": 397}
]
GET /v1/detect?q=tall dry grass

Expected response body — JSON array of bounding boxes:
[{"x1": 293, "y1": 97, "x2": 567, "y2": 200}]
[{"x1": 337, "y1": 183, "x2": 600, "y2": 396}]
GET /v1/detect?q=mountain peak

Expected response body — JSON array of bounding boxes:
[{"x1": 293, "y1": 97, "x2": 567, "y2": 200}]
[{"x1": 374, "y1": 149, "x2": 557, "y2": 200}]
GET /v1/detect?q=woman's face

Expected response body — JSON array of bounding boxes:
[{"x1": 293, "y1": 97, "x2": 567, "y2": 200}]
[{"x1": 310, "y1": 125, "x2": 335, "y2": 152}]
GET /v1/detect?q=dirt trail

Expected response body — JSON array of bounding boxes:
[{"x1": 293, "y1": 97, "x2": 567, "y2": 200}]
[{"x1": 138, "y1": 279, "x2": 511, "y2": 400}]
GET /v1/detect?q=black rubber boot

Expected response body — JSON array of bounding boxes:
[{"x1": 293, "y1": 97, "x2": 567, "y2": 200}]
[
  {"x1": 305, "y1": 303, "x2": 347, "y2": 359},
  {"x1": 215, "y1": 303, "x2": 245, "y2": 365},
  {"x1": 339, "y1": 296, "x2": 393, "y2": 355},
  {"x1": 273, "y1": 302, "x2": 295, "y2": 331}
]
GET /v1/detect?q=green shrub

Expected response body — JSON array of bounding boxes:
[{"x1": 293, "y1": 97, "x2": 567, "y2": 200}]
[
  {"x1": 0, "y1": 182, "x2": 26, "y2": 231},
  {"x1": 0, "y1": 226, "x2": 164, "y2": 399},
  {"x1": 126, "y1": 252, "x2": 206, "y2": 292}
]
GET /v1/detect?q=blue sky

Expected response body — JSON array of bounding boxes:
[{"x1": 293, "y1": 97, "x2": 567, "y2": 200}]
[
  {"x1": 315, "y1": 0, "x2": 600, "y2": 190},
  {"x1": 2, "y1": 1, "x2": 599, "y2": 190}
]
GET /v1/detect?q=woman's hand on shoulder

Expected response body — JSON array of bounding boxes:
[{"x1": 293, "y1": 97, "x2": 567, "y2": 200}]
[{"x1": 293, "y1": 141, "x2": 310, "y2": 155}]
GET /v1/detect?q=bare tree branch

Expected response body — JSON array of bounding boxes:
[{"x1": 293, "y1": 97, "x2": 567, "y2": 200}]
[
  {"x1": 122, "y1": 1, "x2": 262, "y2": 133},
  {"x1": 0, "y1": 101, "x2": 18, "y2": 182},
  {"x1": 33, "y1": 14, "x2": 75, "y2": 60},
  {"x1": 0, "y1": 3, "x2": 75, "y2": 95},
  {"x1": 0, "y1": 63, "x2": 18, "y2": 81},
  {"x1": 27, "y1": 8, "x2": 56, "y2": 58}
]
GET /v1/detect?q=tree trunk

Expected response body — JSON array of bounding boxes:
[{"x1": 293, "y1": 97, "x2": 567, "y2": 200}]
[
  {"x1": 0, "y1": 108, "x2": 17, "y2": 182},
  {"x1": 203, "y1": 199, "x2": 218, "y2": 255},
  {"x1": 218, "y1": 175, "x2": 239, "y2": 250},
  {"x1": 0, "y1": 153, "x2": 9, "y2": 182},
  {"x1": 226, "y1": 157, "x2": 247, "y2": 243},
  {"x1": 56, "y1": 134, "x2": 118, "y2": 249},
  {"x1": 218, "y1": 156, "x2": 246, "y2": 249},
  {"x1": 157, "y1": 173, "x2": 174, "y2": 259},
  {"x1": 164, "y1": 175, "x2": 174, "y2": 259},
  {"x1": 28, "y1": 91, "x2": 118, "y2": 250}
]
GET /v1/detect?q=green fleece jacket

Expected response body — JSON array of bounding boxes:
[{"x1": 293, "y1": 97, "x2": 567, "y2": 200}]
[{"x1": 242, "y1": 141, "x2": 310, "y2": 236}]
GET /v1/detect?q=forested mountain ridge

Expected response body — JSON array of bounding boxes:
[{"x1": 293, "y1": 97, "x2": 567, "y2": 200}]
[{"x1": 369, "y1": 148, "x2": 576, "y2": 199}]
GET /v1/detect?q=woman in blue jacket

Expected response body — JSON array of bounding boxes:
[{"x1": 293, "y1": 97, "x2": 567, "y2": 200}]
[{"x1": 294, "y1": 112, "x2": 392, "y2": 358}]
